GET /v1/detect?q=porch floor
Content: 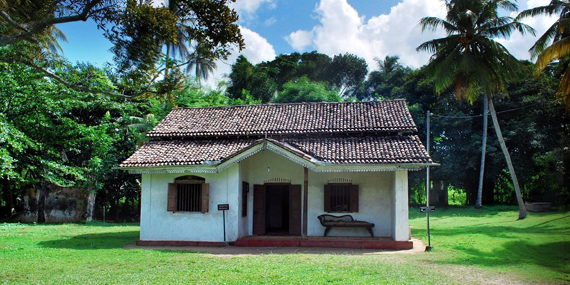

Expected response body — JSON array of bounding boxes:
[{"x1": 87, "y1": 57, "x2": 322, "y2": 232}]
[{"x1": 233, "y1": 235, "x2": 413, "y2": 250}]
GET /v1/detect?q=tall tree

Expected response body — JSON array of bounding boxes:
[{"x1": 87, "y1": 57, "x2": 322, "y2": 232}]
[
  {"x1": 417, "y1": 0, "x2": 534, "y2": 218},
  {"x1": 0, "y1": 0, "x2": 243, "y2": 98},
  {"x1": 330, "y1": 53, "x2": 368, "y2": 97},
  {"x1": 187, "y1": 43, "x2": 217, "y2": 86},
  {"x1": 273, "y1": 76, "x2": 341, "y2": 103},
  {"x1": 376, "y1": 55, "x2": 403, "y2": 74},
  {"x1": 517, "y1": 0, "x2": 570, "y2": 113}
]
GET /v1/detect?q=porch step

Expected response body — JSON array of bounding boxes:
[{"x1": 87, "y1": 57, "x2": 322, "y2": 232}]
[{"x1": 233, "y1": 236, "x2": 413, "y2": 250}]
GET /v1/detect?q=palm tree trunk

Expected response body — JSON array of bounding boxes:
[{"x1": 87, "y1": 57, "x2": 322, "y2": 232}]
[
  {"x1": 475, "y1": 94, "x2": 489, "y2": 209},
  {"x1": 488, "y1": 97, "x2": 528, "y2": 219}
]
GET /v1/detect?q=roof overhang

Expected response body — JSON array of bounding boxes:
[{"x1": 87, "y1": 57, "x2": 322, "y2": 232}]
[{"x1": 120, "y1": 139, "x2": 438, "y2": 174}]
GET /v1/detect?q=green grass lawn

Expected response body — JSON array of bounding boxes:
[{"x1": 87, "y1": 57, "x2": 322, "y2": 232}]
[{"x1": 1, "y1": 206, "x2": 568, "y2": 284}]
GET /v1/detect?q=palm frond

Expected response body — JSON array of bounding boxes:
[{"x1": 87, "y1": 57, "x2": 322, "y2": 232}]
[
  {"x1": 516, "y1": 2, "x2": 565, "y2": 20},
  {"x1": 419, "y1": 17, "x2": 457, "y2": 33},
  {"x1": 495, "y1": 0, "x2": 519, "y2": 13},
  {"x1": 529, "y1": 22, "x2": 559, "y2": 58},
  {"x1": 535, "y1": 36, "x2": 570, "y2": 73}
]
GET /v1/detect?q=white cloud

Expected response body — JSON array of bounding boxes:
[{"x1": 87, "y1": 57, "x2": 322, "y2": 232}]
[
  {"x1": 285, "y1": 0, "x2": 447, "y2": 69},
  {"x1": 285, "y1": 0, "x2": 556, "y2": 70},
  {"x1": 205, "y1": 26, "x2": 276, "y2": 88},
  {"x1": 496, "y1": 0, "x2": 558, "y2": 61},
  {"x1": 231, "y1": 0, "x2": 275, "y2": 20},
  {"x1": 285, "y1": 30, "x2": 313, "y2": 51},
  {"x1": 526, "y1": 0, "x2": 551, "y2": 9},
  {"x1": 264, "y1": 16, "x2": 277, "y2": 26}
]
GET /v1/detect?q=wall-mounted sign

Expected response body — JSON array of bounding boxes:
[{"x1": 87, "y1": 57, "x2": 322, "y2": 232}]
[{"x1": 218, "y1": 204, "x2": 229, "y2": 211}]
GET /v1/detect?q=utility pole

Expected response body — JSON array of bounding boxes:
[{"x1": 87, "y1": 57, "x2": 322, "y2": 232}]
[{"x1": 425, "y1": 111, "x2": 433, "y2": 251}]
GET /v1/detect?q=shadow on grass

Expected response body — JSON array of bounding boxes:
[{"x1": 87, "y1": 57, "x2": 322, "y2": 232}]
[
  {"x1": 38, "y1": 231, "x2": 139, "y2": 250},
  {"x1": 425, "y1": 214, "x2": 570, "y2": 279},
  {"x1": 438, "y1": 240, "x2": 570, "y2": 279},
  {"x1": 409, "y1": 205, "x2": 570, "y2": 220}
]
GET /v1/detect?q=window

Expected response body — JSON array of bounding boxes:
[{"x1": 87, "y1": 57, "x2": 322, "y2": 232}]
[
  {"x1": 168, "y1": 176, "x2": 209, "y2": 213},
  {"x1": 324, "y1": 184, "x2": 359, "y2": 212}
]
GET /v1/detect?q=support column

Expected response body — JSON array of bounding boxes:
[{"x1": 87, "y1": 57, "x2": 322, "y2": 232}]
[
  {"x1": 303, "y1": 167, "x2": 308, "y2": 238},
  {"x1": 392, "y1": 171, "x2": 409, "y2": 241}
]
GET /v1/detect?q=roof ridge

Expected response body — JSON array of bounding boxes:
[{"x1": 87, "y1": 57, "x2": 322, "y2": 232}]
[{"x1": 173, "y1": 100, "x2": 408, "y2": 110}]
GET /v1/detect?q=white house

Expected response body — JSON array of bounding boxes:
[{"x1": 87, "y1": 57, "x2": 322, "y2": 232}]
[{"x1": 120, "y1": 100, "x2": 434, "y2": 249}]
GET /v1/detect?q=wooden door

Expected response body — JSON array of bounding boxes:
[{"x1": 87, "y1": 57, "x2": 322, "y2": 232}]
[
  {"x1": 253, "y1": 184, "x2": 266, "y2": 235},
  {"x1": 288, "y1": 185, "x2": 302, "y2": 236}
]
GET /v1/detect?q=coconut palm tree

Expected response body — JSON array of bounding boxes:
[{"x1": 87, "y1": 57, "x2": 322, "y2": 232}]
[
  {"x1": 163, "y1": 0, "x2": 191, "y2": 80},
  {"x1": 417, "y1": 0, "x2": 534, "y2": 219},
  {"x1": 187, "y1": 42, "x2": 217, "y2": 86},
  {"x1": 517, "y1": 0, "x2": 570, "y2": 112},
  {"x1": 375, "y1": 55, "x2": 403, "y2": 74}
]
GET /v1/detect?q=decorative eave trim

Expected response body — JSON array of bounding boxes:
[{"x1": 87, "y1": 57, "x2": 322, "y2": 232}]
[{"x1": 264, "y1": 177, "x2": 292, "y2": 183}]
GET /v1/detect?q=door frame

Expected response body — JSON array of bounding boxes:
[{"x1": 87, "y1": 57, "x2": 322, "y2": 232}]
[{"x1": 252, "y1": 183, "x2": 302, "y2": 236}]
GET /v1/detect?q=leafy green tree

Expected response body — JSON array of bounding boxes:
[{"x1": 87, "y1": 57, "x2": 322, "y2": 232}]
[
  {"x1": 260, "y1": 52, "x2": 301, "y2": 89},
  {"x1": 0, "y1": 0, "x2": 243, "y2": 99},
  {"x1": 358, "y1": 55, "x2": 410, "y2": 100},
  {"x1": 273, "y1": 76, "x2": 341, "y2": 103},
  {"x1": 417, "y1": 0, "x2": 534, "y2": 218},
  {"x1": 228, "y1": 55, "x2": 255, "y2": 99},
  {"x1": 517, "y1": 0, "x2": 570, "y2": 113},
  {"x1": 329, "y1": 53, "x2": 368, "y2": 98},
  {"x1": 227, "y1": 55, "x2": 277, "y2": 102},
  {"x1": 0, "y1": 62, "x2": 151, "y2": 221},
  {"x1": 298, "y1": 51, "x2": 332, "y2": 83}
]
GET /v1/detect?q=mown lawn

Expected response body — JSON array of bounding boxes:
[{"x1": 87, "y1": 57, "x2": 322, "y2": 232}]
[{"x1": 1, "y1": 206, "x2": 568, "y2": 284}]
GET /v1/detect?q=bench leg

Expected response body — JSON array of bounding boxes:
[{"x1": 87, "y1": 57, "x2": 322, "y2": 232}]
[
  {"x1": 367, "y1": 227, "x2": 374, "y2": 237},
  {"x1": 324, "y1": 227, "x2": 331, "y2": 237}
]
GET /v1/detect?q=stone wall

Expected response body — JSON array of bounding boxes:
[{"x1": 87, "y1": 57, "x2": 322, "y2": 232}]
[{"x1": 20, "y1": 187, "x2": 86, "y2": 223}]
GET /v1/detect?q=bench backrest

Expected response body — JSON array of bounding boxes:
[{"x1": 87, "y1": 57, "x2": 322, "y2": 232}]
[{"x1": 318, "y1": 214, "x2": 355, "y2": 225}]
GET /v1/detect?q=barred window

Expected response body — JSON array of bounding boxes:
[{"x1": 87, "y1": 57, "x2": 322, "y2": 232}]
[
  {"x1": 167, "y1": 176, "x2": 209, "y2": 213},
  {"x1": 177, "y1": 184, "x2": 202, "y2": 212},
  {"x1": 324, "y1": 184, "x2": 359, "y2": 213}
]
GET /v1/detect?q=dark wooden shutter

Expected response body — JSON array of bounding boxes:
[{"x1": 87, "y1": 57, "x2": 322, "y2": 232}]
[
  {"x1": 324, "y1": 184, "x2": 331, "y2": 212},
  {"x1": 201, "y1": 183, "x2": 209, "y2": 213},
  {"x1": 253, "y1": 184, "x2": 266, "y2": 235},
  {"x1": 167, "y1": 183, "x2": 177, "y2": 212},
  {"x1": 350, "y1": 184, "x2": 359, "y2": 212},
  {"x1": 242, "y1": 182, "x2": 249, "y2": 217},
  {"x1": 289, "y1": 185, "x2": 302, "y2": 236}
]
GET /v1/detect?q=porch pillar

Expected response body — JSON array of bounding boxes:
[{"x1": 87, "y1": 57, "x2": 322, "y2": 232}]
[
  {"x1": 392, "y1": 171, "x2": 409, "y2": 241},
  {"x1": 303, "y1": 167, "x2": 308, "y2": 238}
]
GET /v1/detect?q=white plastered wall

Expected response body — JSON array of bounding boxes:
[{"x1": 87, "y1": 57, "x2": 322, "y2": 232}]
[
  {"x1": 240, "y1": 150, "x2": 305, "y2": 236},
  {"x1": 139, "y1": 164, "x2": 240, "y2": 242},
  {"x1": 139, "y1": 150, "x2": 411, "y2": 242},
  {"x1": 307, "y1": 171, "x2": 394, "y2": 237},
  {"x1": 391, "y1": 171, "x2": 410, "y2": 241}
]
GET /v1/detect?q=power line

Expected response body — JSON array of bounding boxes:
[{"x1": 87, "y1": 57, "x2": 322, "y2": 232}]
[{"x1": 430, "y1": 94, "x2": 569, "y2": 119}]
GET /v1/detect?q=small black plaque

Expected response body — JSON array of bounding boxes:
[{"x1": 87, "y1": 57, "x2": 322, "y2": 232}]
[
  {"x1": 218, "y1": 204, "x2": 229, "y2": 211},
  {"x1": 420, "y1": 206, "x2": 436, "y2": 212}
]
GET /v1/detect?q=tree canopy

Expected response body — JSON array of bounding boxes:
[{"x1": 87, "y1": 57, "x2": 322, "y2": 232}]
[{"x1": 0, "y1": 0, "x2": 244, "y2": 98}]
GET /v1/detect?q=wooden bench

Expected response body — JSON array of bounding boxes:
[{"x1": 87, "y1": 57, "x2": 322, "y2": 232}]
[{"x1": 317, "y1": 214, "x2": 375, "y2": 237}]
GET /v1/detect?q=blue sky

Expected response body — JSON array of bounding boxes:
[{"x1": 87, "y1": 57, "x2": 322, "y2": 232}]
[{"x1": 57, "y1": 0, "x2": 556, "y2": 87}]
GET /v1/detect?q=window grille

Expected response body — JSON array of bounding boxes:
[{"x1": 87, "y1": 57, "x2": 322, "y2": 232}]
[{"x1": 177, "y1": 184, "x2": 202, "y2": 212}]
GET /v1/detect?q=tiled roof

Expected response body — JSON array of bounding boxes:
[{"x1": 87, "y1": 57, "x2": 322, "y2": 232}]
[
  {"x1": 119, "y1": 136, "x2": 432, "y2": 168},
  {"x1": 119, "y1": 139, "x2": 257, "y2": 167},
  {"x1": 283, "y1": 135, "x2": 431, "y2": 164},
  {"x1": 147, "y1": 100, "x2": 417, "y2": 138}
]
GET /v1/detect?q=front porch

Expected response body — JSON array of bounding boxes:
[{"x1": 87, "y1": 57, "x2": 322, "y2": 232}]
[{"x1": 233, "y1": 235, "x2": 413, "y2": 250}]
